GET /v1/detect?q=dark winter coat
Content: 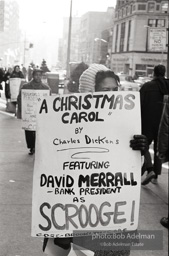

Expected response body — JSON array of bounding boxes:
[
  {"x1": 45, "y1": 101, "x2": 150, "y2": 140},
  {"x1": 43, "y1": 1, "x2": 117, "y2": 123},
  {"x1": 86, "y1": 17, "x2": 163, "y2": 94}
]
[
  {"x1": 157, "y1": 95, "x2": 169, "y2": 163},
  {"x1": 3, "y1": 71, "x2": 11, "y2": 99},
  {"x1": 0, "y1": 68, "x2": 4, "y2": 90},
  {"x1": 10, "y1": 70, "x2": 24, "y2": 79},
  {"x1": 140, "y1": 77, "x2": 169, "y2": 140}
]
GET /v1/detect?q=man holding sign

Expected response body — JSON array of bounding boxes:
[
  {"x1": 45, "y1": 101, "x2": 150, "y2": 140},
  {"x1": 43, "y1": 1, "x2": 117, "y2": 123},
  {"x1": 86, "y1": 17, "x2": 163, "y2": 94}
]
[{"x1": 17, "y1": 68, "x2": 50, "y2": 155}]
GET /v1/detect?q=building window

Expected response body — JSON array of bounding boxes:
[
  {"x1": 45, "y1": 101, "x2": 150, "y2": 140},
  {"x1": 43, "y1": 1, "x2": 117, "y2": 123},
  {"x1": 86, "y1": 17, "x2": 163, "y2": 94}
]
[
  {"x1": 157, "y1": 19, "x2": 165, "y2": 27},
  {"x1": 138, "y1": 4, "x2": 146, "y2": 11},
  {"x1": 133, "y1": 5, "x2": 136, "y2": 11},
  {"x1": 156, "y1": 4, "x2": 160, "y2": 11},
  {"x1": 148, "y1": 19, "x2": 156, "y2": 27},
  {"x1": 148, "y1": 2, "x2": 155, "y2": 12},
  {"x1": 136, "y1": 64, "x2": 146, "y2": 70},
  {"x1": 161, "y1": 2, "x2": 168, "y2": 13},
  {"x1": 115, "y1": 24, "x2": 119, "y2": 53},
  {"x1": 126, "y1": 6, "x2": 128, "y2": 15},
  {"x1": 148, "y1": 19, "x2": 165, "y2": 27},
  {"x1": 127, "y1": 20, "x2": 131, "y2": 51},
  {"x1": 130, "y1": 5, "x2": 133, "y2": 14},
  {"x1": 120, "y1": 22, "x2": 126, "y2": 52}
]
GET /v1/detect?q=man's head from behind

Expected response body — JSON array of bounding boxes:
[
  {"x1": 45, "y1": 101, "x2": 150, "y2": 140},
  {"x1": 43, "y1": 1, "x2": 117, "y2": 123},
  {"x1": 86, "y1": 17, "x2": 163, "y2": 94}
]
[
  {"x1": 32, "y1": 68, "x2": 43, "y2": 83},
  {"x1": 154, "y1": 65, "x2": 166, "y2": 77}
]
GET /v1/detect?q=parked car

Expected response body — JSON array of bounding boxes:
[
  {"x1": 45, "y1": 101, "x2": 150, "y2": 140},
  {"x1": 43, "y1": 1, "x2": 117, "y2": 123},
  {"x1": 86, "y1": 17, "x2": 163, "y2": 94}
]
[
  {"x1": 134, "y1": 76, "x2": 152, "y2": 88},
  {"x1": 118, "y1": 74, "x2": 141, "y2": 91}
]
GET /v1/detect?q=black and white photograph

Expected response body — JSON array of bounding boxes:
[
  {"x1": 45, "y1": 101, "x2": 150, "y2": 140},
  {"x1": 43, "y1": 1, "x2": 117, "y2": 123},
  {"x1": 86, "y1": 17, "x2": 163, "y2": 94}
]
[{"x1": 0, "y1": 0, "x2": 168, "y2": 256}]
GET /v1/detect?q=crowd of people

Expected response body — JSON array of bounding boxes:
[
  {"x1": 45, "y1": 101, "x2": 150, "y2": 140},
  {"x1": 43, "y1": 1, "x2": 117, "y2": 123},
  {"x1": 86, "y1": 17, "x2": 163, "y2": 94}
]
[{"x1": 0, "y1": 62, "x2": 168, "y2": 256}]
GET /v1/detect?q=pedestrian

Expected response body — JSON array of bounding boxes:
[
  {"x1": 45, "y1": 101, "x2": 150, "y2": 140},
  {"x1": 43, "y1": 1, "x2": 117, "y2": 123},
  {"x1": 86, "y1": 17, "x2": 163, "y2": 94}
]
[
  {"x1": 17, "y1": 68, "x2": 50, "y2": 155},
  {"x1": 132, "y1": 72, "x2": 138, "y2": 80},
  {"x1": 21, "y1": 64, "x2": 27, "y2": 79},
  {"x1": 140, "y1": 65, "x2": 169, "y2": 185},
  {"x1": 3, "y1": 67, "x2": 13, "y2": 101},
  {"x1": 28, "y1": 65, "x2": 33, "y2": 81},
  {"x1": 67, "y1": 62, "x2": 89, "y2": 93},
  {"x1": 157, "y1": 95, "x2": 169, "y2": 229},
  {"x1": 8, "y1": 65, "x2": 24, "y2": 115},
  {"x1": 43, "y1": 64, "x2": 148, "y2": 256},
  {"x1": 0, "y1": 67, "x2": 4, "y2": 91},
  {"x1": 10, "y1": 65, "x2": 24, "y2": 79}
]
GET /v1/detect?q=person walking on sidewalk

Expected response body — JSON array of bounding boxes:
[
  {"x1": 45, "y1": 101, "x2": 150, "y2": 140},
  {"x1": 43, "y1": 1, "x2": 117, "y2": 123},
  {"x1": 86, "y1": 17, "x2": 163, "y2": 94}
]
[
  {"x1": 157, "y1": 95, "x2": 169, "y2": 229},
  {"x1": 43, "y1": 64, "x2": 148, "y2": 256},
  {"x1": 9, "y1": 65, "x2": 25, "y2": 115},
  {"x1": 0, "y1": 67, "x2": 4, "y2": 90},
  {"x1": 17, "y1": 68, "x2": 50, "y2": 155},
  {"x1": 140, "y1": 65, "x2": 169, "y2": 185},
  {"x1": 3, "y1": 67, "x2": 13, "y2": 101},
  {"x1": 10, "y1": 65, "x2": 24, "y2": 79}
]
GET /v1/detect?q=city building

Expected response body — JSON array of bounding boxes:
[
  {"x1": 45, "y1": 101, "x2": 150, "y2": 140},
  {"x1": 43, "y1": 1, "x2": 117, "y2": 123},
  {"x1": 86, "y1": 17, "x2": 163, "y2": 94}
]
[
  {"x1": 111, "y1": 0, "x2": 168, "y2": 76},
  {"x1": 30, "y1": 29, "x2": 58, "y2": 70},
  {"x1": 0, "y1": 0, "x2": 21, "y2": 67},
  {"x1": 59, "y1": 16, "x2": 81, "y2": 69},
  {"x1": 100, "y1": 7, "x2": 115, "y2": 68},
  {"x1": 79, "y1": 9, "x2": 114, "y2": 65}
]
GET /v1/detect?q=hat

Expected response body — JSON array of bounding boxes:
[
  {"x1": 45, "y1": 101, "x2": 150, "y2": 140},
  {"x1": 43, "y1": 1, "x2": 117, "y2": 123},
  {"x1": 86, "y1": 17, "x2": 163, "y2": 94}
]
[
  {"x1": 32, "y1": 68, "x2": 43, "y2": 76},
  {"x1": 79, "y1": 64, "x2": 109, "y2": 93}
]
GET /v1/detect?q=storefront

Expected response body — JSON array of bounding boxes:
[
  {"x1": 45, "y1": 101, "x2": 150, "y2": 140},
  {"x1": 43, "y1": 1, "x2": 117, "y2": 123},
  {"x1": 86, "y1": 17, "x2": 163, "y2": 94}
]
[{"x1": 111, "y1": 53, "x2": 167, "y2": 77}]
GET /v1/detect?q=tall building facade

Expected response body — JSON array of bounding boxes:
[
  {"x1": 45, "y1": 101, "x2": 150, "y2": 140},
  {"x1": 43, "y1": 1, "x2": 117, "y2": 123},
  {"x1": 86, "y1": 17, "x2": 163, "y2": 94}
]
[
  {"x1": 0, "y1": 0, "x2": 21, "y2": 67},
  {"x1": 100, "y1": 7, "x2": 115, "y2": 67},
  {"x1": 79, "y1": 9, "x2": 114, "y2": 65},
  {"x1": 111, "y1": 0, "x2": 168, "y2": 76}
]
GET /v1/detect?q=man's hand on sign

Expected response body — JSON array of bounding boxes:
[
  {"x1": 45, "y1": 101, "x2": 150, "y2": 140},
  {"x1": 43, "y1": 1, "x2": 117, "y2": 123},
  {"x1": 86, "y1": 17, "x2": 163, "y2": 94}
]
[{"x1": 130, "y1": 135, "x2": 148, "y2": 155}]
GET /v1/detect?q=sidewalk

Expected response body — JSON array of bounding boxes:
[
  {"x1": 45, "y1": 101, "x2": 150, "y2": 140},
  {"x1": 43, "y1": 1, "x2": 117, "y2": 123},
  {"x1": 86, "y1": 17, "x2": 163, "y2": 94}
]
[{"x1": 0, "y1": 110, "x2": 168, "y2": 256}]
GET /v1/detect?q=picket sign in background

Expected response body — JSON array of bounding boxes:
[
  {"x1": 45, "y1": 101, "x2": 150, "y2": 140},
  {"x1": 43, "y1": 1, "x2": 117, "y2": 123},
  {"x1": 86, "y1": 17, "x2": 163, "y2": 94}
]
[
  {"x1": 21, "y1": 89, "x2": 50, "y2": 131},
  {"x1": 32, "y1": 91, "x2": 141, "y2": 237},
  {"x1": 10, "y1": 78, "x2": 22, "y2": 101}
]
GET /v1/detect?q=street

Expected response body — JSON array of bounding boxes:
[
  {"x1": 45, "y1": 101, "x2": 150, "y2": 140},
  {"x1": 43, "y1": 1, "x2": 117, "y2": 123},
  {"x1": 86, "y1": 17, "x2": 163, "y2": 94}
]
[{"x1": 0, "y1": 96, "x2": 168, "y2": 256}]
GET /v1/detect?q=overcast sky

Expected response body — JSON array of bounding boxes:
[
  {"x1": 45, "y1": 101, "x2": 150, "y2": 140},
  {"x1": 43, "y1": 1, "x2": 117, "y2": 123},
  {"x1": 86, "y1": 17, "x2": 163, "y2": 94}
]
[{"x1": 16, "y1": 0, "x2": 116, "y2": 38}]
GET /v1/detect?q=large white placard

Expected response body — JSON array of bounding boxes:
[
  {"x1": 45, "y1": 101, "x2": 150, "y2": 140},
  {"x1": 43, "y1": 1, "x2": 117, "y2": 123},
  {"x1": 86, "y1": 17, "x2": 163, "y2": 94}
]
[
  {"x1": 10, "y1": 78, "x2": 22, "y2": 101},
  {"x1": 21, "y1": 89, "x2": 50, "y2": 131},
  {"x1": 32, "y1": 91, "x2": 141, "y2": 238}
]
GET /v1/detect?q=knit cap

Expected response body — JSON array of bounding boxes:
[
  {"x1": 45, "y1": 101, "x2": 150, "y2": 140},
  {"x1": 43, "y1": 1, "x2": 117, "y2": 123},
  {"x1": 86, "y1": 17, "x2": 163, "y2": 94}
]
[{"x1": 79, "y1": 64, "x2": 109, "y2": 93}]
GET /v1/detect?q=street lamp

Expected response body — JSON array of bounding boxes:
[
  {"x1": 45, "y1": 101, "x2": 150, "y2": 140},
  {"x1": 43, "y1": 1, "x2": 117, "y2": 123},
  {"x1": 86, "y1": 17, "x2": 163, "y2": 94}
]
[{"x1": 94, "y1": 38, "x2": 108, "y2": 43}]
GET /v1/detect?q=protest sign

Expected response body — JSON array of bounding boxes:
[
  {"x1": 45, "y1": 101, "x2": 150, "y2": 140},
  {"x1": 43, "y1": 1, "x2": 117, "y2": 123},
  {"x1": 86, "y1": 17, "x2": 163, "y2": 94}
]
[
  {"x1": 21, "y1": 89, "x2": 50, "y2": 131},
  {"x1": 32, "y1": 91, "x2": 141, "y2": 238},
  {"x1": 9, "y1": 78, "x2": 22, "y2": 101}
]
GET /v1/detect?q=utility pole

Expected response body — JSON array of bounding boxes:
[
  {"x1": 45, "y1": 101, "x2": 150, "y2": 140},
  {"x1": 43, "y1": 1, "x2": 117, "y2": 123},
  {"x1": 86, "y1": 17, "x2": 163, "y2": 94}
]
[
  {"x1": 167, "y1": 2, "x2": 169, "y2": 78},
  {"x1": 66, "y1": 0, "x2": 72, "y2": 79},
  {"x1": 23, "y1": 31, "x2": 26, "y2": 66}
]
